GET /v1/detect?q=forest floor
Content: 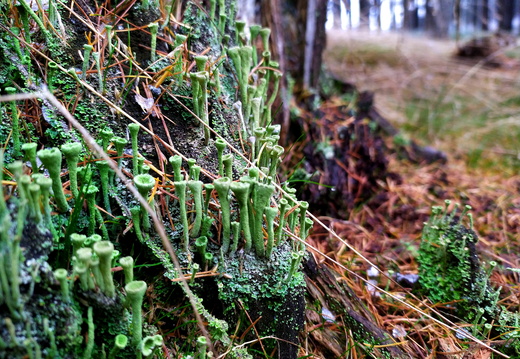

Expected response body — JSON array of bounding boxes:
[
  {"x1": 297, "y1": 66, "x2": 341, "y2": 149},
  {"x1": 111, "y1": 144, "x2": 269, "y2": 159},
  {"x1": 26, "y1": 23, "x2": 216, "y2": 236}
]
[
  {"x1": 303, "y1": 29, "x2": 520, "y2": 358},
  {"x1": 325, "y1": 29, "x2": 520, "y2": 172}
]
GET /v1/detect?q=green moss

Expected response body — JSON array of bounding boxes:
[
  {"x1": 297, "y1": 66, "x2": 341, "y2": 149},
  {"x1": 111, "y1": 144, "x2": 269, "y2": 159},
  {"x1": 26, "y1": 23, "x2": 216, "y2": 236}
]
[
  {"x1": 216, "y1": 243, "x2": 305, "y2": 351},
  {"x1": 418, "y1": 203, "x2": 520, "y2": 354}
]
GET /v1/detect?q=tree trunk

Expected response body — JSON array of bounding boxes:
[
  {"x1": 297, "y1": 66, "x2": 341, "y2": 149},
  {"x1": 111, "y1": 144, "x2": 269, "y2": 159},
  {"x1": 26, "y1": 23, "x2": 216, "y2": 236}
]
[
  {"x1": 482, "y1": 0, "x2": 489, "y2": 30},
  {"x1": 389, "y1": 0, "x2": 396, "y2": 30},
  {"x1": 359, "y1": 0, "x2": 371, "y2": 28},
  {"x1": 426, "y1": 0, "x2": 453, "y2": 38},
  {"x1": 342, "y1": 0, "x2": 352, "y2": 28},
  {"x1": 373, "y1": 0, "x2": 382, "y2": 30},
  {"x1": 403, "y1": 0, "x2": 420, "y2": 30},
  {"x1": 331, "y1": 0, "x2": 342, "y2": 28},
  {"x1": 498, "y1": 0, "x2": 514, "y2": 31}
]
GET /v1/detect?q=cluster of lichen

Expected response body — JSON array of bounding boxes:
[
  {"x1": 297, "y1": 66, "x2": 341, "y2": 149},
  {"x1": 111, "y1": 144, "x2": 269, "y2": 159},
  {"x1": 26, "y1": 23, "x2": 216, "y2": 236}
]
[
  {"x1": 0, "y1": 142, "x2": 165, "y2": 358},
  {"x1": 418, "y1": 201, "x2": 520, "y2": 353},
  {"x1": 0, "y1": 0, "x2": 312, "y2": 356}
]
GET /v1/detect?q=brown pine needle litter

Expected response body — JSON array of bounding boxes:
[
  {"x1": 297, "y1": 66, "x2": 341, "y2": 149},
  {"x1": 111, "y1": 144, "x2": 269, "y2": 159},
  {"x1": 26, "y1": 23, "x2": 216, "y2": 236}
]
[{"x1": 282, "y1": 28, "x2": 520, "y2": 358}]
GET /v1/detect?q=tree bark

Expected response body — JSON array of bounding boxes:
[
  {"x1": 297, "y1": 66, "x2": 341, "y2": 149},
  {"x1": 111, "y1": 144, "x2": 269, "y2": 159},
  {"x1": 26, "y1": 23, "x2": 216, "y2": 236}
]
[
  {"x1": 498, "y1": 0, "x2": 514, "y2": 31},
  {"x1": 359, "y1": 0, "x2": 371, "y2": 28},
  {"x1": 331, "y1": 0, "x2": 342, "y2": 28},
  {"x1": 426, "y1": 0, "x2": 453, "y2": 38}
]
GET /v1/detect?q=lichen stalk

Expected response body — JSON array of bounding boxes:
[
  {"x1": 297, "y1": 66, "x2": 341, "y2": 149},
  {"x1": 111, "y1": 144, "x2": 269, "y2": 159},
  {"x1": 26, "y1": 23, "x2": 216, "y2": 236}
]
[
  {"x1": 285, "y1": 251, "x2": 304, "y2": 283},
  {"x1": 22, "y1": 142, "x2": 38, "y2": 174},
  {"x1": 92, "y1": 51, "x2": 104, "y2": 93},
  {"x1": 230, "y1": 221, "x2": 240, "y2": 254},
  {"x1": 84, "y1": 307, "x2": 94, "y2": 359},
  {"x1": 200, "y1": 216, "x2": 214, "y2": 238},
  {"x1": 263, "y1": 71, "x2": 281, "y2": 126},
  {"x1": 195, "y1": 236, "x2": 208, "y2": 261},
  {"x1": 268, "y1": 145, "x2": 284, "y2": 178},
  {"x1": 195, "y1": 72, "x2": 210, "y2": 144},
  {"x1": 222, "y1": 154, "x2": 233, "y2": 178},
  {"x1": 81, "y1": 44, "x2": 93, "y2": 80},
  {"x1": 119, "y1": 256, "x2": 134, "y2": 285},
  {"x1": 214, "y1": 177, "x2": 231, "y2": 252},
  {"x1": 134, "y1": 174, "x2": 155, "y2": 231},
  {"x1": 71, "y1": 233, "x2": 87, "y2": 258},
  {"x1": 100, "y1": 128, "x2": 114, "y2": 153},
  {"x1": 28, "y1": 183, "x2": 42, "y2": 223},
  {"x1": 188, "y1": 180, "x2": 203, "y2": 237},
  {"x1": 108, "y1": 335, "x2": 128, "y2": 359},
  {"x1": 175, "y1": 181, "x2": 190, "y2": 254},
  {"x1": 5, "y1": 87, "x2": 21, "y2": 157},
  {"x1": 85, "y1": 185, "x2": 99, "y2": 235},
  {"x1": 265, "y1": 206, "x2": 278, "y2": 258},
  {"x1": 125, "y1": 280, "x2": 147, "y2": 354},
  {"x1": 190, "y1": 165, "x2": 201, "y2": 182},
  {"x1": 252, "y1": 182, "x2": 275, "y2": 257},
  {"x1": 148, "y1": 22, "x2": 159, "y2": 62},
  {"x1": 298, "y1": 201, "x2": 309, "y2": 240},
  {"x1": 47, "y1": 61, "x2": 59, "y2": 92},
  {"x1": 230, "y1": 181, "x2": 252, "y2": 251},
  {"x1": 300, "y1": 217, "x2": 314, "y2": 251},
  {"x1": 128, "y1": 123, "x2": 140, "y2": 176},
  {"x1": 96, "y1": 160, "x2": 112, "y2": 213},
  {"x1": 213, "y1": 66, "x2": 221, "y2": 97},
  {"x1": 89, "y1": 254, "x2": 104, "y2": 292},
  {"x1": 249, "y1": 24, "x2": 262, "y2": 63},
  {"x1": 203, "y1": 184, "x2": 214, "y2": 213},
  {"x1": 36, "y1": 176, "x2": 57, "y2": 239},
  {"x1": 260, "y1": 27, "x2": 271, "y2": 53},
  {"x1": 235, "y1": 20, "x2": 246, "y2": 45},
  {"x1": 190, "y1": 73, "x2": 200, "y2": 117},
  {"x1": 74, "y1": 261, "x2": 89, "y2": 291},
  {"x1": 112, "y1": 136, "x2": 127, "y2": 170},
  {"x1": 0, "y1": 151, "x2": 6, "y2": 213},
  {"x1": 37, "y1": 148, "x2": 69, "y2": 212},
  {"x1": 251, "y1": 98, "x2": 262, "y2": 137},
  {"x1": 275, "y1": 198, "x2": 289, "y2": 245},
  {"x1": 196, "y1": 336, "x2": 208, "y2": 359},
  {"x1": 173, "y1": 34, "x2": 187, "y2": 83},
  {"x1": 53, "y1": 268, "x2": 69, "y2": 302},
  {"x1": 93, "y1": 241, "x2": 116, "y2": 298},
  {"x1": 61, "y1": 142, "x2": 82, "y2": 198},
  {"x1": 195, "y1": 55, "x2": 208, "y2": 72},
  {"x1": 215, "y1": 139, "x2": 226, "y2": 177},
  {"x1": 169, "y1": 155, "x2": 183, "y2": 182}
]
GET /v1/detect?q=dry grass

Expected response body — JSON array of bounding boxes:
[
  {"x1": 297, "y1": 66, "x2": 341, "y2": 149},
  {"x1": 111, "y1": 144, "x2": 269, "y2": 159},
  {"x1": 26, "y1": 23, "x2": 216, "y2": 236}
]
[{"x1": 325, "y1": 29, "x2": 520, "y2": 173}]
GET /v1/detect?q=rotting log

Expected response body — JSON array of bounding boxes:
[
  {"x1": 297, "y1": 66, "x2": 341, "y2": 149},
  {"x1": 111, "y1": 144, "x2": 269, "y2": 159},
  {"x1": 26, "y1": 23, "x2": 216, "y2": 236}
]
[{"x1": 303, "y1": 255, "x2": 409, "y2": 358}]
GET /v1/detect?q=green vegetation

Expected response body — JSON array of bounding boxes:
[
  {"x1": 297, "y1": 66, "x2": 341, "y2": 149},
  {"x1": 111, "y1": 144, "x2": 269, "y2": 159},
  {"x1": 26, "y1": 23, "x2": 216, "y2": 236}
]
[
  {"x1": 0, "y1": 0, "x2": 310, "y2": 357},
  {"x1": 418, "y1": 202, "x2": 520, "y2": 355}
]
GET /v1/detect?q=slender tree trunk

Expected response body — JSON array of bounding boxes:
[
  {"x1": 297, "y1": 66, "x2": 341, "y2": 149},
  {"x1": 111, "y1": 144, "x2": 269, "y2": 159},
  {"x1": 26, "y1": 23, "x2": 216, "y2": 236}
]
[
  {"x1": 425, "y1": 0, "x2": 437, "y2": 34},
  {"x1": 482, "y1": 0, "x2": 489, "y2": 30},
  {"x1": 342, "y1": 0, "x2": 351, "y2": 28},
  {"x1": 404, "y1": 0, "x2": 420, "y2": 30},
  {"x1": 514, "y1": 0, "x2": 520, "y2": 34},
  {"x1": 426, "y1": 0, "x2": 453, "y2": 38},
  {"x1": 498, "y1": 0, "x2": 514, "y2": 31},
  {"x1": 373, "y1": 0, "x2": 382, "y2": 30},
  {"x1": 389, "y1": 0, "x2": 396, "y2": 30},
  {"x1": 332, "y1": 0, "x2": 342, "y2": 28},
  {"x1": 454, "y1": 0, "x2": 461, "y2": 42},
  {"x1": 403, "y1": 0, "x2": 411, "y2": 29},
  {"x1": 359, "y1": 0, "x2": 371, "y2": 28}
]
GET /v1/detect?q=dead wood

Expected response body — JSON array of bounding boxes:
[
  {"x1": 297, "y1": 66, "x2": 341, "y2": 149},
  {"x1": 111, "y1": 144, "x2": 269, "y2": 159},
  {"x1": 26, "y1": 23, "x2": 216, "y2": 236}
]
[{"x1": 303, "y1": 255, "x2": 410, "y2": 358}]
